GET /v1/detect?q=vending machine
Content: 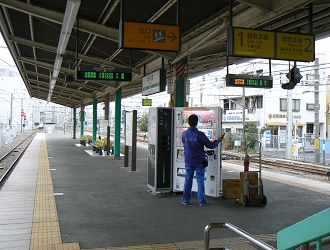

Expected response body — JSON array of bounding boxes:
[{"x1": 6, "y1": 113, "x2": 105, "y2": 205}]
[
  {"x1": 172, "y1": 107, "x2": 223, "y2": 197},
  {"x1": 147, "y1": 107, "x2": 173, "y2": 194}
]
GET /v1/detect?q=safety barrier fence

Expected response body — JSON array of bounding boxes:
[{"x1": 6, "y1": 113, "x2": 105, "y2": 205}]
[
  {"x1": 222, "y1": 133, "x2": 330, "y2": 165},
  {"x1": 0, "y1": 127, "x2": 18, "y2": 147}
]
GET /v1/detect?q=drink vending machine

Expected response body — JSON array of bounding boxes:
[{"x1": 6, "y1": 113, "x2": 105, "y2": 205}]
[
  {"x1": 147, "y1": 107, "x2": 173, "y2": 194},
  {"x1": 172, "y1": 107, "x2": 223, "y2": 197}
]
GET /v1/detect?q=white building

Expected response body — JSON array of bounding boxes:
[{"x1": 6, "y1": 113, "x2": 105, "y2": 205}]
[{"x1": 188, "y1": 54, "x2": 328, "y2": 142}]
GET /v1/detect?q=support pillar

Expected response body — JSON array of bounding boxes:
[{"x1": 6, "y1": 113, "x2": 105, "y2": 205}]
[
  {"x1": 93, "y1": 98, "x2": 97, "y2": 142},
  {"x1": 114, "y1": 88, "x2": 122, "y2": 159},
  {"x1": 104, "y1": 93, "x2": 110, "y2": 121},
  {"x1": 73, "y1": 108, "x2": 76, "y2": 139},
  {"x1": 173, "y1": 58, "x2": 187, "y2": 107},
  {"x1": 80, "y1": 106, "x2": 85, "y2": 138},
  {"x1": 104, "y1": 93, "x2": 111, "y2": 155}
]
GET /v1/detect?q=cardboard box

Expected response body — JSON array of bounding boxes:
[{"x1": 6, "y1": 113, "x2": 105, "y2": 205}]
[
  {"x1": 240, "y1": 172, "x2": 260, "y2": 201},
  {"x1": 240, "y1": 172, "x2": 258, "y2": 192},
  {"x1": 222, "y1": 179, "x2": 240, "y2": 199}
]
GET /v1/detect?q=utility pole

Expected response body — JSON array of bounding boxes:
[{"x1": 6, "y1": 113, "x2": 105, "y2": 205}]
[
  {"x1": 21, "y1": 98, "x2": 23, "y2": 133},
  {"x1": 285, "y1": 62, "x2": 295, "y2": 159},
  {"x1": 314, "y1": 58, "x2": 320, "y2": 163},
  {"x1": 242, "y1": 87, "x2": 246, "y2": 150},
  {"x1": 200, "y1": 83, "x2": 203, "y2": 106},
  {"x1": 10, "y1": 93, "x2": 13, "y2": 129},
  {"x1": 286, "y1": 89, "x2": 293, "y2": 159}
]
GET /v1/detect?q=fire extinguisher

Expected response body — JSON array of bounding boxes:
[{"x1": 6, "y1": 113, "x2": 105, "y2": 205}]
[{"x1": 244, "y1": 153, "x2": 250, "y2": 172}]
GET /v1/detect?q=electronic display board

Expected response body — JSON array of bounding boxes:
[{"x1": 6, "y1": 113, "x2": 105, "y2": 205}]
[
  {"x1": 226, "y1": 74, "x2": 273, "y2": 88},
  {"x1": 76, "y1": 66, "x2": 132, "y2": 81}
]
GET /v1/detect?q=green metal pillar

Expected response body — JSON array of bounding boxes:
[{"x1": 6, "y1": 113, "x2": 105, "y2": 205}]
[
  {"x1": 73, "y1": 108, "x2": 76, "y2": 139},
  {"x1": 93, "y1": 98, "x2": 97, "y2": 142},
  {"x1": 175, "y1": 77, "x2": 185, "y2": 107},
  {"x1": 80, "y1": 106, "x2": 85, "y2": 138},
  {"x1": 114, "y1": 88, "x2": 121, "y2": 159},
  {"x1": 174, "y1": 58, "x2": 187, "y2": 107},
  {"x1": 104, "y1": 93, "x2": 111, "y2": 155}
]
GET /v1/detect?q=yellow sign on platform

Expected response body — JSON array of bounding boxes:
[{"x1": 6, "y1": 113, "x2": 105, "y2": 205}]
[
  {"x1": 120, "y1": 21, "x2": 180, "y2": 52},
  {"x1": 228, "y1": 27, "x2": 315, "y2": 62},
  {"x1": 276, "y1": 32, "x2": 315, "y2": 61},
  {"x1": 232, "y1": 27, "x2": 275, "y2": 58},
  {"x1": 142, "y1": 99, "x2": 152, "y2": 106}
]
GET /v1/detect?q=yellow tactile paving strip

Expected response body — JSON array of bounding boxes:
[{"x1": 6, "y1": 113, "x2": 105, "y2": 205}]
[
  {"x1": 30, "y1": 133, "x2": 80, "y2": 250},
  {"x1": 29, "y1": 135, "x2": 276, "y2": 250}
]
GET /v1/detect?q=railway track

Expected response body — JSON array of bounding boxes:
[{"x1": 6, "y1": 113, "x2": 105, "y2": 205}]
[
  {"x1": 0, "y1": 131, "x2": 37, "y2": 189},
  {"x1": 222, "y1": 151, "x2": 329, "y2": 179}
]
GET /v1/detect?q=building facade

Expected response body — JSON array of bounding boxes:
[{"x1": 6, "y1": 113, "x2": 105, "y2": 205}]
[{"x1": 216, "y1": 55, "x2": 328, "y2": 141}]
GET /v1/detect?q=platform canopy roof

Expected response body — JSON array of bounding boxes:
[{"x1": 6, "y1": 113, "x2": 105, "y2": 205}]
[{"x1": 0, "y1": 0, "x2": 330, "y2": 108}]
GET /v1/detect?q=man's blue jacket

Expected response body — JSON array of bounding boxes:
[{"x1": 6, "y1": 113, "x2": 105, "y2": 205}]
[{"x1": 181, "y1": 127, "x2": 220, "y2": 166}]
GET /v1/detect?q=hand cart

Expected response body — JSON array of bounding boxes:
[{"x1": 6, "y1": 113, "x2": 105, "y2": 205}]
[{"x1": 241, "y1": 140, "x2": 267, "y2": 206}]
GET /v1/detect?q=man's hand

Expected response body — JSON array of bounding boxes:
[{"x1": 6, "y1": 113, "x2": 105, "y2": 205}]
[{"x1": 218, "y1": 133, "x2": 225, "y2": 142}]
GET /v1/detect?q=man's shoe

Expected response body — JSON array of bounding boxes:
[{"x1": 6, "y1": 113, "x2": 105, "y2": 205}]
[
  {"x1": 199, "y1": 202, "x2": 209, "y2": 206},
  {"x1": 182, "y1": 202, "x2": 190, "y2": 205}
]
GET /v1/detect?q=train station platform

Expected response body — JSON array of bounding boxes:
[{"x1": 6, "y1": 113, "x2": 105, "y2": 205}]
[{"x1": 1, "y1": 132, "x2": 330, "y2": 250}]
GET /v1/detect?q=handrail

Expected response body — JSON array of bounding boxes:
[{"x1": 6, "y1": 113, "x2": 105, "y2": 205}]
[
  {"x1": 204, "y1": 222, "x2": 276, "y2": 250},
  {"x1": 277, "y1": 207, "x2": 330, "y2": 250},
  {"x1": 308, "y1": 236, "x2": 330, "y2": 249}
]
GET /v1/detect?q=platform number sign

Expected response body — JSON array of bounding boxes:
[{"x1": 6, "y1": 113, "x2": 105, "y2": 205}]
[{"x1": 228, "y1": 27, "x2": 315, "y2": 62}]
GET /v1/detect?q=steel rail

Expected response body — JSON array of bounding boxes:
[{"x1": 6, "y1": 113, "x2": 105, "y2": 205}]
[
  {"x1": 222, "y1": 152, "x2": 328, "y2": 177},
  {"x1": 0, "y1": 132, "x2": 37, "y2": 185}
]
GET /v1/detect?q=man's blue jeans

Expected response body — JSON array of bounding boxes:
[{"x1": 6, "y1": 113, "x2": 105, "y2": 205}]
[{"x1": 182, "y1": 164, "x2": 206, "y2": 204}]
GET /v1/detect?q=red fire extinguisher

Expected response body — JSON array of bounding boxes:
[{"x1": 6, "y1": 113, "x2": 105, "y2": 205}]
[{"x1": 244, "y1": 153, "x2": 250, "y2": 172}]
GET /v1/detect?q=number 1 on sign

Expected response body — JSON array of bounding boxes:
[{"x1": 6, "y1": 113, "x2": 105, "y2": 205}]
[{"x1": 238, "y1": 32, "x2": 243, "y2": 46}]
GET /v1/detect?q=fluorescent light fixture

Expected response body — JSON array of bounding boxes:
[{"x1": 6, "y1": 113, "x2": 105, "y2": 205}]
[
  {"x1": 57, "y1": 0, "x2": 81, "y2": 55},
  {"x1": 52, "y1": 55, "x2": 63, "y2": 79},
  {"x1": 48, "y1": 69, "x2": 59, "y2": 103},
  {"x1": 49, "y1": 0, "x2": 80, "y2": 102}
]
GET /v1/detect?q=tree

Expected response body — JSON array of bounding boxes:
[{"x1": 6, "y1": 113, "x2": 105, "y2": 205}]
[
  {"x1": 244, "y1": 122, "x2": 267, "y2": 153},
  {"x1": 137, "y1": 114, "x2": 148, "y2": 132}
]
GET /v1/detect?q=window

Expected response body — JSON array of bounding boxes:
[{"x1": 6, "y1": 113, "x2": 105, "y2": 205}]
[
  {"x1": 256, "y1": 96, "x2": 263, "y2": 108},
  {"x1": 224, "y1": 99, "x2": 229, "y2": 110},
  {"x1": 230, "y1": 100, "x2": 237, "y2": 110},
  {"x1": 306, "y1": 103, "x2": 314, "y2": 110},
  {"x1": 280, "y1": 98, "x2": 300, "y2": 112},
  {"x1": 280, "y1": 99, "x2": 287, "y2": 111}
]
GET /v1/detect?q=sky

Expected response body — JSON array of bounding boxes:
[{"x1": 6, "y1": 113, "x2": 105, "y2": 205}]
[
  {"x1": 0, "y1": 37, "x2": 16, "y2": 69},
  {"x1": 1, "y1": 33, "x2": 330, "y2": 109}
]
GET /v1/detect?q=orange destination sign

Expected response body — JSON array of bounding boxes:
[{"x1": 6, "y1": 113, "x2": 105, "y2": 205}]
[{"x1": 119, "y1": 21, "x2": 180, "y2": 52}]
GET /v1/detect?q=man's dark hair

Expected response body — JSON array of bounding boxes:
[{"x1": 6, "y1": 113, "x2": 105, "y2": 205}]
[{"x1": 188, "y1": 114, "x2": 198, "y2": 127}]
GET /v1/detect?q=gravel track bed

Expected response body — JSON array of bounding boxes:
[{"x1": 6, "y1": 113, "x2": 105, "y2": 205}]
[
  {"x1": 223, "y1": 158, "x2": 330, "y2": 183},
  {"x1": 0, "y1": 131, "x2": 37, "y2": 179}
]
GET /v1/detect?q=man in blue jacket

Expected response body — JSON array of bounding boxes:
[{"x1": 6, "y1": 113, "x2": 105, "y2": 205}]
[{"x1": 181, "y1": 114, "x2": 223, "y2": 206}]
